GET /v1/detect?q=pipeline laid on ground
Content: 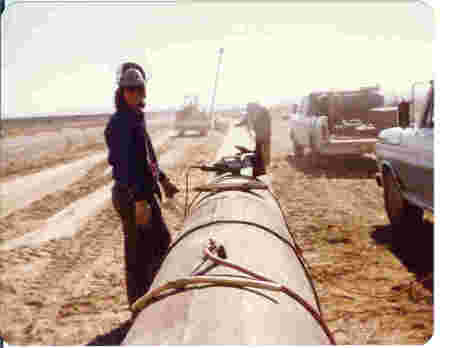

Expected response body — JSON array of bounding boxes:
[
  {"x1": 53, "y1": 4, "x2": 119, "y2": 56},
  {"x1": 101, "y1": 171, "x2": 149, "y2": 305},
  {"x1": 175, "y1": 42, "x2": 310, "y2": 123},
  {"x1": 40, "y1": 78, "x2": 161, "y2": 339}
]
[{"x1": 123, "y1": 125, "x2": 334, "y2": 345}]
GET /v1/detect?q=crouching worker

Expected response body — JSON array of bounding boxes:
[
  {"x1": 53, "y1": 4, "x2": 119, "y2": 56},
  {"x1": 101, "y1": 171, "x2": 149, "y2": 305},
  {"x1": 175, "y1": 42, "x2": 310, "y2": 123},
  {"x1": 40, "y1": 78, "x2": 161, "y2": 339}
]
[{"x1": 104, "y1": 62, "x2": 179, "y2": 313}]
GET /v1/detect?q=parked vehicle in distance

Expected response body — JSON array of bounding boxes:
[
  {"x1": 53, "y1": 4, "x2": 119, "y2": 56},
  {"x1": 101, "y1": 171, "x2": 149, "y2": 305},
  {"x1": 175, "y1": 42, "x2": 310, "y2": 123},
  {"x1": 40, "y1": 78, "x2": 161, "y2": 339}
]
[
  {"x1": 375, "y1": 80, "x2": 434, "y2": 227},
  {"x1": 289, "y1": 86, "x2": 384, "y2": 166},
  {"x1": 175, "y1": 95, "x2": 210, "y2": 136}
]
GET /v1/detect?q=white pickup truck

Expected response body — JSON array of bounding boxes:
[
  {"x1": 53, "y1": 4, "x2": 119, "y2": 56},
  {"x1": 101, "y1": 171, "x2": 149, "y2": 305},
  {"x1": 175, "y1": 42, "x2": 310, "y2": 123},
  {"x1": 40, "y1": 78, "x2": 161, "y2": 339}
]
[
  {"x1": 289, "y1": 89, "x2": 383, "y2": 165},
  {"x1": 375, "y1": 81, "x2": 433, "y2": 227}
]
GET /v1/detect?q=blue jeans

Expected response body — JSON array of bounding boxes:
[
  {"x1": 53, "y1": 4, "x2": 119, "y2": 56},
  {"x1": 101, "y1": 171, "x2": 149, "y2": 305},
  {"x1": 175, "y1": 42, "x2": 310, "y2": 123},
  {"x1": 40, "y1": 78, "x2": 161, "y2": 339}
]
[{"x1": 112, "y1": 183, "x2": 171, "y2": 307}]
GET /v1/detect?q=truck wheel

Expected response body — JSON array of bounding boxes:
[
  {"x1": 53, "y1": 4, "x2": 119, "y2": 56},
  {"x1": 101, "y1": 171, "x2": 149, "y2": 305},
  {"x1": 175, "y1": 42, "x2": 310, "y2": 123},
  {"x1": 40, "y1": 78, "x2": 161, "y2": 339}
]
[
  {"x1": 309, "y1": 144, "x2": 322, "y2": 167},
  {"x1": 295, "y1": 145, "x2": 304, "y2": 158},
  {"x1": 293, "y1": 141, "x2": 304, "y2": 158},
  {"x1": 383, "y1": 170, "x2": 423, "y2": 228},
  {"x1": 308, "y1": 136, "x2": 323, "y2": 167}
]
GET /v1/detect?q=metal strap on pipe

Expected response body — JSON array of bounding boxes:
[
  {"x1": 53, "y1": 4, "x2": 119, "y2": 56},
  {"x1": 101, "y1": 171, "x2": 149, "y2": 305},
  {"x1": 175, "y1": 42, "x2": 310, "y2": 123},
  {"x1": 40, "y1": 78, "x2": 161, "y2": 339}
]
[
  {"x1": 180, "y1": 171, "x2": 323, "y2": 316},
  {"x1": 168, "y1": 219, "x2": 297, "y2": 261},
  {"x1": 165, "y1": 218, "x2": 322, "y2": 315},
  {"x1": 132, "y1": 245, "x2": 336, "y2": 345}
]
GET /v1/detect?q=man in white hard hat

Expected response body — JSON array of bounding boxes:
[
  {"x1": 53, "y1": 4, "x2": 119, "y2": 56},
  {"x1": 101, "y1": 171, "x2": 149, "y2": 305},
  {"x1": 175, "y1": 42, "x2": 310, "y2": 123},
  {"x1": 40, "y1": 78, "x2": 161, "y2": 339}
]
[{"x1": 104, "y1": 62, "x2": 179, "y2": 312}]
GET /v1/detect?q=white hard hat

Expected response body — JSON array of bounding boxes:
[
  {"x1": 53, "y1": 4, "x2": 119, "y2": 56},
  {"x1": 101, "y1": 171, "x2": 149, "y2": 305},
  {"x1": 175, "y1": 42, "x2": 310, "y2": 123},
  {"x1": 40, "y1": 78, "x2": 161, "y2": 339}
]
[
  {"x1": 116, "y1": 62, "x2": 149, "y2": 87},
  {"x1": 118, "y1": 68, "x2": 146, "y2": 88}
]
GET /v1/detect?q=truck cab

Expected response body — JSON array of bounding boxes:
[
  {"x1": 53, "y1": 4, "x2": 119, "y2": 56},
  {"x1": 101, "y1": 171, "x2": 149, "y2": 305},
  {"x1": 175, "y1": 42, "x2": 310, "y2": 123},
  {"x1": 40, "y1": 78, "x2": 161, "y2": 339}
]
[
  {"x1": 375, "y1": 80, "x2": 433, "y2": 227},
  {"x1": 289, "y1": 88, "x2": 381, "y2": 165}
]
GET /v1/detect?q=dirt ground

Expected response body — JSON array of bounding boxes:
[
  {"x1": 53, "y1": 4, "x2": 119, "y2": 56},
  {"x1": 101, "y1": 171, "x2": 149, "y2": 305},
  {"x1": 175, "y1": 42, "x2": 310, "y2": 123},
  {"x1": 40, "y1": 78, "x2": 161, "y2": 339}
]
[{"x1": 0, "y1": 116, "x2": 433, "y2": 345}]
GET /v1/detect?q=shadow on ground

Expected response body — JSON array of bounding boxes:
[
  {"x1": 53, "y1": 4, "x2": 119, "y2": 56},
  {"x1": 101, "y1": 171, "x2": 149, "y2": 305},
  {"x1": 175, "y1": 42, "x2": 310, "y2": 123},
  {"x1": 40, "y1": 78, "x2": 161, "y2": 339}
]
[
  {"x1": 86, "y1": 320, "x2": 133, "y2": 345},
  {"x1": 86, "y1": 219, "x2": 173, "y2": 345},
  {"x1": 286, "y1": 153, "x2": 378, "y2": 179},
  {"x1": 371, "y1": 220, "x2": 434, "y2": 292}
]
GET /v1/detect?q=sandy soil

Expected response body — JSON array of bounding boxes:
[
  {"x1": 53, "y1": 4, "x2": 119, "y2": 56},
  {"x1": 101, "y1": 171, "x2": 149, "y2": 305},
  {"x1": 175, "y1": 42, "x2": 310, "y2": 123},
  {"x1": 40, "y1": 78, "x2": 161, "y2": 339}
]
[
  {"x1": 269, "y1": 117, "x2": 433, "y2": 345},
  {"x1": 0, "y1": 117, "x2": 433, "y2": 345},
  {"x1": 0, "y1": 127, "x2": 225, "y2": 345}
]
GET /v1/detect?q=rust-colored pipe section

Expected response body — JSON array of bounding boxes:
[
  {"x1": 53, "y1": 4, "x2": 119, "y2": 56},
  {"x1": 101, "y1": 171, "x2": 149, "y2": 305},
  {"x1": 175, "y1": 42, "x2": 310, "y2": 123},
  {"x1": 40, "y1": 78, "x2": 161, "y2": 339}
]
[{"x1": 123, "y1": 126, "x2": 333, "y2": 345}]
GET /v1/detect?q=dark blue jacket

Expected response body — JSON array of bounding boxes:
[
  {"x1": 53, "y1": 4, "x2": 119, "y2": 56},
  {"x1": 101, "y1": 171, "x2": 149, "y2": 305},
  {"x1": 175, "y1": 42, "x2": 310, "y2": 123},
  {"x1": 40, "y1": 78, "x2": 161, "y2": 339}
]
[{"x1": 104, "y1": 108, "x2": 166, "y2": 201}]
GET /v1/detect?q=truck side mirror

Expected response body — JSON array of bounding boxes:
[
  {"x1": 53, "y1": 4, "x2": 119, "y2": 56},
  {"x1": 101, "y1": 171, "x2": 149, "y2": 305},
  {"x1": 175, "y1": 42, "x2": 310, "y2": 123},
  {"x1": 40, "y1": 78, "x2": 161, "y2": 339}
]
[{"x1": 398, "y1": 101, "x2": 410, "y2": 128}]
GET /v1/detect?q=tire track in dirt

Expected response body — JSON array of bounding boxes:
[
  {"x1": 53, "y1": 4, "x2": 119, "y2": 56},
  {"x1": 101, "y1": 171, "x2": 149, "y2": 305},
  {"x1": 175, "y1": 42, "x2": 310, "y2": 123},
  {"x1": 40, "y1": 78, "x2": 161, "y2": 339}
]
[
  {"x1": 0, "y1": 160, "x2": 110, "y2": 242},
  {"x1": 1, "y1": 143, "x2": 107, "y2": 181},
  {"x1": 0, "y1": 136, "x2": 172, "y2": 343},
  {"x1": 1, "y1": 125, "x2": 170, "y2": 180},
  {"x1": 0, "y1": 133, "x2": 171, "y2": 243},
  {"x1": 0, "y1": 132, "x2": 224, "y2": 345}
]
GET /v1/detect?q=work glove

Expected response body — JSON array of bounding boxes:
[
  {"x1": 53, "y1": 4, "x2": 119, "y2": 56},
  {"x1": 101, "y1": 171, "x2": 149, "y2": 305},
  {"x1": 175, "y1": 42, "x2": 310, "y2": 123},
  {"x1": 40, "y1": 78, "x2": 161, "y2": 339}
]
[
  {"x1": 135, "y1": 200, "x2": 151, "y2": 226},
  {"x1": 161, "y1": 178, "x2": 180, "y2": 199}
]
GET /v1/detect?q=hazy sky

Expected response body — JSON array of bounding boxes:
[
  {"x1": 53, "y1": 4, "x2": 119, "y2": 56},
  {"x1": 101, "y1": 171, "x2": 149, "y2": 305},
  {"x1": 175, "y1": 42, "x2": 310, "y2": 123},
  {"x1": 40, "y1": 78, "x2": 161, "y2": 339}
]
[{"x1": 1, "y1": 0, "x2": 434, "y2": 117}]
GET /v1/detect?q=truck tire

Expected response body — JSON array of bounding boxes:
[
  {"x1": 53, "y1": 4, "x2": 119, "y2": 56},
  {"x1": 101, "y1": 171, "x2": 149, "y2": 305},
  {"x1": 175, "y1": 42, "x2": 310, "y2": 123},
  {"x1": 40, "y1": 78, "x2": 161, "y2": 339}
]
[
  {"x1": 310, "y1": 148, "x2": 320, "y2": 167},
  {"x1": 309, "y1": 117, "x2": 328, "y2": 168},
  {"x1": 289, "y1": 129, "x2": 302, "y2": 158},
  {"x1": 309, "y1": 139, "x2": 322, "y2": 167},
  {"x1": 383, "y1": 169, "x2": 423, "y2": 228},
  {"x1": 295, "y1": 144, "x2": 304, "y2": 158},
  {"x1": 292, "y1": 140, "x2": 304, "y2": 158}
]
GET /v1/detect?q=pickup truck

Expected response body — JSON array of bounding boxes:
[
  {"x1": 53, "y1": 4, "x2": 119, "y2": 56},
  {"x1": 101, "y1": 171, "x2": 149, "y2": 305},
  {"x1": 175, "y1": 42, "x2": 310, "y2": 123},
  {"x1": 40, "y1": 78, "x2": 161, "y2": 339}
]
[
  {"x1": 375, "y1": 81, "x2": 433, "y2": 227},
  {"x1": 289, "y1": 88, "x2": 382, "y2": 166}
]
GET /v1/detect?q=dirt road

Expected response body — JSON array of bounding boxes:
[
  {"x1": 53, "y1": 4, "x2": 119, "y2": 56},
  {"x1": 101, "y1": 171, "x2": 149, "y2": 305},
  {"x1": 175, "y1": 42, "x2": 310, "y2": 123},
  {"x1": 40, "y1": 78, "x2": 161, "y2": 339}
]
[{"x1": 0, "y1": 116, "x2": 433, "y2": 345}]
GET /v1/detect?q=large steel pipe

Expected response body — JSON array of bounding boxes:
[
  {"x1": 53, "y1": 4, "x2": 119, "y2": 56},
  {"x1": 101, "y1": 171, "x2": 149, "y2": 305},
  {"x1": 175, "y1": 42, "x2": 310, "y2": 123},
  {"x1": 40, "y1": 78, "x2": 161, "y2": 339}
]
[{"x1": 123, "y1": 126, "x2": 333, "y2": 345}]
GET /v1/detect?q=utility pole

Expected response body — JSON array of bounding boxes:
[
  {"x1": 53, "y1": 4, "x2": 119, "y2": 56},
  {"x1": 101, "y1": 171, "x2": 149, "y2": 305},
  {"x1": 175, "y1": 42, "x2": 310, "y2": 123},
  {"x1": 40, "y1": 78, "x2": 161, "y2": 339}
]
[{"x1": 210, "y1": 47, "x2": 224, "y2": 129}]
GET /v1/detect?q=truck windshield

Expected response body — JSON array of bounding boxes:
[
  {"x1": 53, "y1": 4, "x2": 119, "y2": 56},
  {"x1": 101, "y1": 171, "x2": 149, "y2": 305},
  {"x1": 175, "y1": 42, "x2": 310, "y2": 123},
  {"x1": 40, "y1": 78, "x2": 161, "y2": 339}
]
[{"x1": 423, "y1": 85, "x2": 434, "y2": 128}]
